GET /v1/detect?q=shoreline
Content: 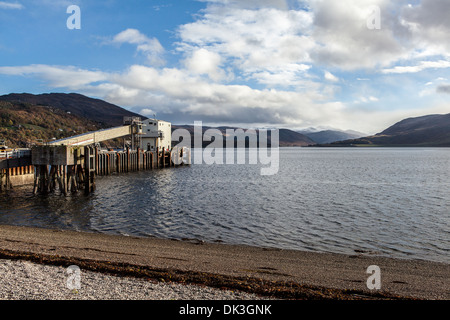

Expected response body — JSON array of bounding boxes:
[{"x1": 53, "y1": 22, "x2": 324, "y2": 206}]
[{"x1": 0, "y1": 224, "x2": 448, "y2": 300}]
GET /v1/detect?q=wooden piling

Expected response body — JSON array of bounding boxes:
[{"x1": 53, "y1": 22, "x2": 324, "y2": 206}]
[
  {"x1": 25, "y1": 145, "x2": 189, "y2": 196},
  {"x1": 126, "y1": 148, "x2": 130, "y2": 172},
  {"x1": 84, "y1": 146, "x2": 95, "y2": 194}
]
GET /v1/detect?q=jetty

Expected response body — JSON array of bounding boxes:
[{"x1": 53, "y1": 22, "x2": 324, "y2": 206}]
[{"x1": 0, "y1": 117, "x2": 190, "y2": 195}]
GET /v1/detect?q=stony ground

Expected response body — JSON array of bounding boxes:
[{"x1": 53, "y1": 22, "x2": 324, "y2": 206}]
[
  {"x1": 0, "y1": 259, "x2": 264, "y2": 300},
  {"x1": 0, "y1": 225, "x2": 448, "y2": 300}
]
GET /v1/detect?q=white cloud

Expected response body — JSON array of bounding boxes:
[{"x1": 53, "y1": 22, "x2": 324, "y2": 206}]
[
  {"x1": 401, "y1": 0, "x2": 450, "y2": 55},
  {"x1": 184, "y1": 0, "x2": 450, "y2": 76},
  {"x1": 309, "y1": 0, "x2": 409, "y2": 70},
  {"x1": 0, "y1": 64, "x2": 108, "y2": 88},
  {"x1": 0, "y1": 1, "x2": 22, "y2": 9},
  {"x1": 197, "y1": 0, "x2": 292, "y2": 11},
  {"x1": 324, "y1": 71, "x2": 338, "y2": 82},
  {"x1": 0, "y1": 63, "x2": 352, "y2": 129},
  {"x1": 3, "y1": 1, "x2": 450, "y2": 133},
  {"x1": 245, "y1": 64, "x2": 311, "y2": 87},
  {"x1": 140, "y1": 108, "x2": 157, "y2": 116},
  {"x1": 354, "y1": 96, "x2": 378, "y2": 104},
  {"x1": 111, "y1": 29, "x2": 165, "y2": 66},
  {"x1": 382, "y1": 60, "x2": 450, "y2": 74},
  {"x1": 0, "y1": 1, "x2": 23, "y2": 9},
  {"x1": 177, "y1": 5, "x2": 314, "y2": 86},
  {"x1": 183, "y1": 48, "x2": 226, "y2": 81}
]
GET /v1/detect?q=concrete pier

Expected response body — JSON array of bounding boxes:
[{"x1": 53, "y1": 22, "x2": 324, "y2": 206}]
[
  {"x1": 1, "y1": 117, "x2": 189, "y2": 194},
  {"x1": 0, "y1": 154, "x2": 33, "y2": 191},
  {"x1": 25, "y1": 145, "x2": 188, "y2": 195}
]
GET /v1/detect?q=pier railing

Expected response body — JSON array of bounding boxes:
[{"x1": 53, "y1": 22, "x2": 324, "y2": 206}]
[{"x1": 0, "y1": 148, "x2": 31, "y2": 160}]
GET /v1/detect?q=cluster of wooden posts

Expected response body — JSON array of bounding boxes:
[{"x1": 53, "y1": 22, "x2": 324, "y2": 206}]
[
  {"x1": 0, "y1": 168, "x2": 13, "y2": 192},
  {"x1": 33, "y1": 146, "x2": 177, "y2": 195},
  {"x1": 0, "y1": 161, "x2": 33, "y2": 192}
]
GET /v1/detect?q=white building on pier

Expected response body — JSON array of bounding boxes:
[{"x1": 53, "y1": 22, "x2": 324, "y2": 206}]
[{"x1": 140, "y1": 118, "x2": 172, "y2": 152}]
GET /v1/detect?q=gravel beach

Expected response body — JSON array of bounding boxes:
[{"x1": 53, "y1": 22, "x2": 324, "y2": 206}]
[
  {"x1": 0, "y1": 258, "x2": 263, "y2": 300},
  {"x1": 0, "y1": 224, "x2": 448, "y2": 300}
]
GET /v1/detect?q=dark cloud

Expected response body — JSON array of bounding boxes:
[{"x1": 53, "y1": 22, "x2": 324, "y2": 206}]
[
  {"x1": 402, "y1": 0, "x2": 450, "y2": 30},
  {"x1": 436, "y1": 85, "x2": 450, "y2": 94},
  {"x1": 310, "y1": 0, "x2": 407, "y2": 70}
]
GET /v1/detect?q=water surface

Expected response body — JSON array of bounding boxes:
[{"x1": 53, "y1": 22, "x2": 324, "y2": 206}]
[{"x1": 0, "y1": 148, "x2": 449, "y2": 263}]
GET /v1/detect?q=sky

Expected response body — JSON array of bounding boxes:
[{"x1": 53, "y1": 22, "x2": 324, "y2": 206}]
[{"x1": 0, "y1": 0, "x2": 450, "y2": 134}]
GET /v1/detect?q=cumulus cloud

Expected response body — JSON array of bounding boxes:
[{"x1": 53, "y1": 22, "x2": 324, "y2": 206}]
[
  {"x1": 177, "y1": 0, "x2": 443, "y2": 76},
  {"x1": 0, "y1": 63, "x2": 353, "y2": 129},
  {"x1": 177, "y1": 4, "x2": 314, "y2": 86},
  {"x1": 2, "y1": 0, "x2": 450, "y2": 133},
  {"x1": 401, "y1": 0, "x2": 450, "y2": 54},
  {"x1": 111, "y1": 29, "x2": 165, "y2": 66},
  {"x1": 183, "y1": 48, "x2": 227, "y2": 81},
  {"x1": 309, "y1": 0, "x2": 409, "y2": 70},
  {"x1": 197, "y1": 0, "x2": 291, "y2": 10}
]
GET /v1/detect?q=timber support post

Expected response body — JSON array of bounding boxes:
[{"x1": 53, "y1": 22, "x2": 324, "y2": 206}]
[
  {"x1": 25, "y1": 143, "x2": 190, "y2": 196},
  {"x1": 0, "y1": 168, "x2": 11, "y2": 192},
  {"x1": 84, "y1": 146, "x2": 96, "y2": 195}
]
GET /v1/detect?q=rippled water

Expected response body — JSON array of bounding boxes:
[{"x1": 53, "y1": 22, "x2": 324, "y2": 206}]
[{"x1": 1, "y1": 148, "x2": 449, "y2": 263}]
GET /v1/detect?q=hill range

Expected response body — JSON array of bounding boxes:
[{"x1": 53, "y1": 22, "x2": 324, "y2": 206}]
[
  {"x1": 0, "y1": 92, "x2": 449, "y2": 148},
  {"x1": 0, "y1": 93, "x2": 315, "y2": 147},
  {"x1": 319, "y1": 113, "x2": 450, "y2": 147}
]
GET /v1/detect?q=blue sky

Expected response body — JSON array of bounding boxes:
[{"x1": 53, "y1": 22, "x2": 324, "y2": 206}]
[{"x1": 1, "y1": 0, "x2": 450, "y2": 134}]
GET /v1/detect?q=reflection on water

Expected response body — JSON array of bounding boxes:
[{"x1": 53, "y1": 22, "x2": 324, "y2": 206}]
[{"x1": 0, "y1": 148, "x2": 449, "y2": 263}]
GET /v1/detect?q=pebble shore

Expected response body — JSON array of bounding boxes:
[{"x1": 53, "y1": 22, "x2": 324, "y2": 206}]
[
  {"x1": 0, "y1": 225, "x2": 448, "y2": 300},
  {"x1": 0, "y1": 259, "x2": 264, "y2": 300}
]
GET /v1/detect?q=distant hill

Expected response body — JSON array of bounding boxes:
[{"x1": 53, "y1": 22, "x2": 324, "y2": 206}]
[
  {"x1": 0, "y1": 100, "x2": 106, "y2": 147},
  {"x1": 278, "y1": 129, "x2": 316, "y2": 146},
  {"x1": 0, "y1": 92, "x2": 145, "y2": 147},
  {"x1": 0, "y1": 92, "x2": 316, "y2": 148},
  {"x1": 0, "y1": 93, "x2": 143, "y2": 127},
  {"x1": 3, "y1": 93, "x2": 447, "y2": 148},
  {"x1": 318, "y1": 113, "x2": 450, "y2": 147},
  {"x1": 298, "y1": 129, "x2": 365, "y2": 144},
  {"x1": 172, "y1": 125, "x2": 316, "y2": 147}
]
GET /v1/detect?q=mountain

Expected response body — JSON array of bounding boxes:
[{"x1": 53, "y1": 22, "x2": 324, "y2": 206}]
[
  {"x1": 319, "y1": 113, "x2": 450, "y2": 147},
  {"x1": 4, "y1": 93, "x2": 447, "y2": 148},
  {"x1": 0, "y1": 93, "x2": 144, "y2": 147},
  {"x1": 298, "y1": 129, "x2": 366, "y2": 144},
  {"x1": 0, "y1": 92, "x2": 317, "y2": 148},
  {"x1": 0, "y1": 93, "x2": 143, "y2": 127},
  {"x1": 0, "y1": 99, "x2": 106, "y2": 147},
  {"x1": 278, "y1": 129, "x2": 316, "y2": 146},
  {"x1": 172, "y1": 125, "x2": 316, "y2": 147}
]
